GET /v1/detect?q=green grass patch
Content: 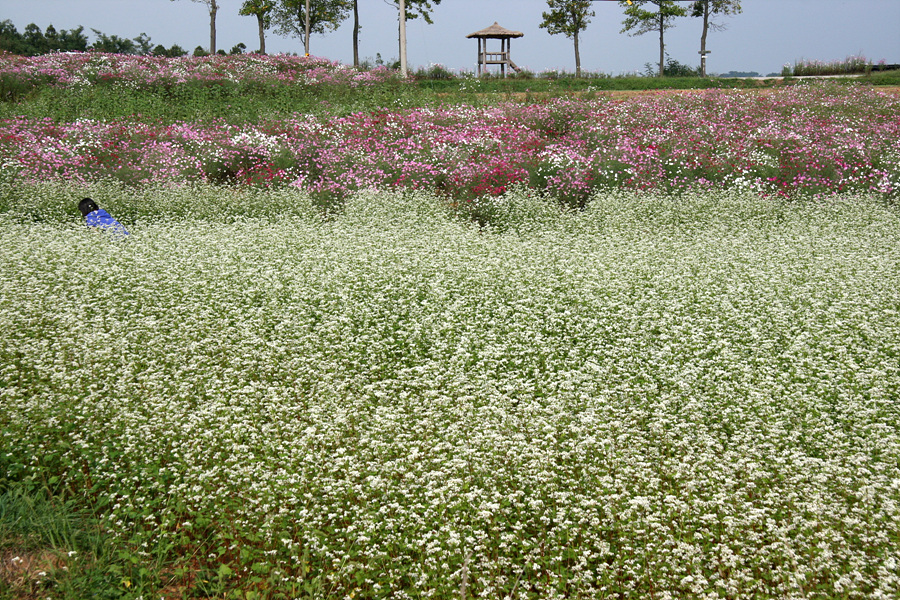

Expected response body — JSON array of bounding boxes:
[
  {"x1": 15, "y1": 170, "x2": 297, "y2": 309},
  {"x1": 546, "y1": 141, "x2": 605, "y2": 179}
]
[
  {"x1": 0, "y1": 78, "x2": 436, "y2": 123},
  {"x1": 0, "y1": 479, "x2": 161, "y2": 600}
]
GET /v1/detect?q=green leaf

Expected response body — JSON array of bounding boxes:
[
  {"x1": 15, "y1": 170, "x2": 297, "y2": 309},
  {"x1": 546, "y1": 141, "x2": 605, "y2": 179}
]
[{"x1": 218, "y1": 563, "x2": 234, "y2": 578}]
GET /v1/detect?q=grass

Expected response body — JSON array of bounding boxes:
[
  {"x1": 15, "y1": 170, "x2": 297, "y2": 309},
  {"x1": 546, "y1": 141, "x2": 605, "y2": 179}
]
[
  {"x1": 0, "y1": 73, "x2": 796, "y2": 124},
  {"x1": 4, "y1": 71, "x2": 896, "y2": 125},
  {"x1": 0, "y1": 479, "x2": 148, "y2": 600},
  {"x1": 2, "y1": 50, "x2": 898, "y2": 125},
  {"x1": 0, "y1": 77, "x2": 431, "y2": 123},
  {"x1": 864, "y1": 68, "x2": 900, "y2": 86},
  {"x1": 416, "y1": 72, "x2": 774, "y2": 93}
]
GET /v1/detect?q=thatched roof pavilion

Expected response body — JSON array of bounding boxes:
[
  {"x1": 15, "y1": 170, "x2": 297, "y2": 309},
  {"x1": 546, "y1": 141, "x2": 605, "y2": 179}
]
[{"x1": 466, "y1": 22, "x2": 523, "y2": 77}]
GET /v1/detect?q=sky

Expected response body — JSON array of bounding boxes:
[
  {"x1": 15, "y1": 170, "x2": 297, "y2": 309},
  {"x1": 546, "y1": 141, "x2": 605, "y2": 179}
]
[{"x1": 2, "y1": 0, "x2": 899, "y2": 76}]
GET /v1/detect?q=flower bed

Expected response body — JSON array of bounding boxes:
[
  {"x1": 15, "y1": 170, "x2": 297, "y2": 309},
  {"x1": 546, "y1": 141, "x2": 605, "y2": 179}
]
[
  {"x1": 2, "y1": 189, "x2": 899, "y2": 598},
  {"x1": 0, "y1": 51, "x2": 404, "y2": 91},
  {"x1": 1, "y1": 83, "x2": 898, "y2": 207}
]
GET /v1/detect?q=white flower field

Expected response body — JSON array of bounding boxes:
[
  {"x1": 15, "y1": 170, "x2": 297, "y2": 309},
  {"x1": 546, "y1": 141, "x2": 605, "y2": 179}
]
[{"x1": 1, "y1": 182, "x2": 899, "y2": 598}]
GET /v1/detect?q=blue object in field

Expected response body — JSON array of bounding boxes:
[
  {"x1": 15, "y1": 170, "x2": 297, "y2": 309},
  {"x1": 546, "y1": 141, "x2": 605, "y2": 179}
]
[{"x1": 85, "y1": 209, "x2": 129, "y2": 235}]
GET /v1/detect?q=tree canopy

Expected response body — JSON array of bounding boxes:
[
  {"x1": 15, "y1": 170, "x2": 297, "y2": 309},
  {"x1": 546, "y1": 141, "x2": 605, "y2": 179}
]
[
  {"x1": 692, "y1": 0, "x2": 742, "y2": 75},
  {"x1": 619, "y1": 0, "x2": 688, "y2": 77},
  {"x1": 240, "y1": 0, "x2": 276, "y2": 53},
  {"x1": 270, "y1": 0, "x2": 350, "y2": 54},
  {"x1": 540, "y1": 0, "x2": 595, "y2": 77},
  {"x1": 0, "y1": 20, "x2": 88, "y2": 55}
]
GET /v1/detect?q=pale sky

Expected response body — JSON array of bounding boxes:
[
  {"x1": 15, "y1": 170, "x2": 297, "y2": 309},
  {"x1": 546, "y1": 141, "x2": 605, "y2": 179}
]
[{"x1": 2, "y1": 0, "x2": 898, "y2": 76}]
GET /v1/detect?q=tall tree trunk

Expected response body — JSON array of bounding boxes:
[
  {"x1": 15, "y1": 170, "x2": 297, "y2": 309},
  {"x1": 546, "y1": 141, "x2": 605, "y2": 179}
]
[
  {"x1": 257, "y1": 14, "x2": 266, "y2": 54},
  {"x1": 399, "y1": 0, "x2": 407, "y2": 76},
  {"x1": 209, "y1": 0, "x2": 218, "y2": 54},
  {"x1": 699, "y1": 0, "x2": 709, "y2": 76},
  {"x1": 353, "y1": 0, "x2": 359, "y2": 67},
  {"x1": 658, "y1": 10, "x2": 664, "y2": 77},
  {"x1": 574, "y1": 29, "x2": 581, "y2": 78},
  {"x1": 304, "y1": 0, "x2": 311, "y2": 55}
]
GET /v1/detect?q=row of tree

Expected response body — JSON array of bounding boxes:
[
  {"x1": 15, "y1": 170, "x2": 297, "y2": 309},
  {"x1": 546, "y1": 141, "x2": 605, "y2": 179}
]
[
  {"x1": 1, "y1": 0, "x2": 741, "y2": 77},
  {"x1": 0, "y1": 20, "x2": 232, "y2": 57},
  {"x1": 198, "y1": 0, "x2": 440, "y2": 66},
  {"x1": 201, "y1": 0, "x2": 741, "y2": 76},
  {"x1": 0, "y1": 1, "x2": 442, "y2": 65},
  {"x1": 541, "y1": 0, "x2": 742, "y2": 77}
]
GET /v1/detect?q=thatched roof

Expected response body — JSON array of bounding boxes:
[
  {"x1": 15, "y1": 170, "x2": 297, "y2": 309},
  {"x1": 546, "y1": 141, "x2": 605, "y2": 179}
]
[{"x1": 466, "y1": 22, "x2": 524, "y2": 39}]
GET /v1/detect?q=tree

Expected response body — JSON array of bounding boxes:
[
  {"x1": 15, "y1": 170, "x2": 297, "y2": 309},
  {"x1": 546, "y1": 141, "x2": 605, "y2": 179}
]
[
  {"x1": 387, "y1": 0, "x2": 442, "y2": 75},
  {"x1": 0, "y1": 21, "x2": 89, "y2": 55},
  {"x1": 239, "y1": 0, "x2": 275, "y2": 53},
  {"x1": 540, "y1": 0, "x2": 594, "y2": 77},
  {"x1": 352, "y1": 0, "x2": 359, "y2": 66},
  {"x1": 91, "y1": 29, "x2": 138, "y2": 54},
  {"x1": 152, "y1": 43, "x2": 189, "y2": 57},
  {"x1": 171, "y1": 0, "x2": 220, "y2": 54},
  {"x1": 134, "y1": 33, "x2": 154, "y2": 55},
  {"x1": 23, "y1": 23, "x2": 47, "y2": 53},
  {"x1": 619, "y1": 0, "x2": 687, "y2": 77},
  {"x1": 270, "y1": 0, "x2": 349, "y2": 55},
  {"x1": 390, "y1": 0, "x2": 441, "y2": 24},
  {"x1": 691, "y1": 0, "x2": 741, "y2": 77}
]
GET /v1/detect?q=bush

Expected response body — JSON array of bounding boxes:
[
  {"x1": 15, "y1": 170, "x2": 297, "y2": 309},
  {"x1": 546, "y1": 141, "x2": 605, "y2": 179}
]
[
  {"x1": 784, "y1": 55, "x2": 873, "y2": 76},
  {"x1": 644, "y1": 55, "x2": 701, "y2": 77},
  {"x1": 414, "y1": 63, "x2": 455, "y2": 81}
]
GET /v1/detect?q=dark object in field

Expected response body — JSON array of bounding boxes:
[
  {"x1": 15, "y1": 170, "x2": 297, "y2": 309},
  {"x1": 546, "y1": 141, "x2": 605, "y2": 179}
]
[
  {"x1": 78, "y1": 197, "x2": 129, "y2": 236},
  {"x1": 78, "y1": 197, "x2": 99, "y2": 217}
]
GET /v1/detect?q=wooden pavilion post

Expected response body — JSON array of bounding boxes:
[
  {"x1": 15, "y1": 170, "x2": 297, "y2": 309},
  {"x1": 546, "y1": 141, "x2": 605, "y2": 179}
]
[{"x1": 476, "y1": 38, "x2": 482, "y2": 75}]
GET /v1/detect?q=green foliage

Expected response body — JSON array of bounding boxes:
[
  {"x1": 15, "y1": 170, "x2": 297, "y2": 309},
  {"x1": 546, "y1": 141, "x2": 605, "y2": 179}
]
[
  {"x1": 0, "y1": 481, "x2": 158, "y2": 600},
  {"x1": 540, "y1": 0, "x2": 594, "y2": 38},
  {"x1": 151, "y1": 43, "x2": 188, "y2": 57},
  {"x1": 0, "y1": 66, "x2": 785, "y2": 124},
  {"x1": 644, "y1": 54, "x2": 701, "y2": 77},
  {"x1": 270, "y1": 0, "x2": 350, "y2": 49},
  {"x1": 785, "y1": 55, "x2": 873, "y2": 77},
  {"x1": 393, "y1": 0, "x2": 444, "y2": 25},
  {"x1": 620, "y1": 0, "x2": 689, "y2": 37},
  {"x1": 239, "y1": 0, "x2": 276, "y2": 21},
  {"x1": 413, "y1": 63, "x2": 455, "y2": 80},
  {"x1": 0, "y1": 73, "x2": 431, "y2": 123},
  {"x1": 867, "y1": 68, "x2": 900, "y2": 86},
  {"x1": 90, "y1": 30, "x2": 139, "y2": 55},
  {"x1": 620, "y1": 0, "x2": 689, "y2": 76},
  {"x1": 0, "y1": 20, "x2": 88, "y2": 56},
  {"x1": 539, "y1": 0, "x2": 595, "y2": 75},
  {"x1": 690, "y1": 0, "x2": 742, "y2": 19},
  {"x1": 0, "y1": 20, "x2": 161, "y2": 57}
]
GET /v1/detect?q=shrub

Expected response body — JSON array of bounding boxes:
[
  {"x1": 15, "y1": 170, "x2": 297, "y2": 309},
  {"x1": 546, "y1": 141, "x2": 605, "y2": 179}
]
[{"x1": 784, "y1": 55, "x2": 873, "y2": 76}]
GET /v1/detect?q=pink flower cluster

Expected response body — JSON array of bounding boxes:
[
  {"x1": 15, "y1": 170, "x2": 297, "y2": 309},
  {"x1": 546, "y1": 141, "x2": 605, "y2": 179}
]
[
  {"x1": 2, "y1": 83, "x2": 898, "y2": 202},
  {"x1": 0, "y1": 51, "x2": 404, "y2": 89}
]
